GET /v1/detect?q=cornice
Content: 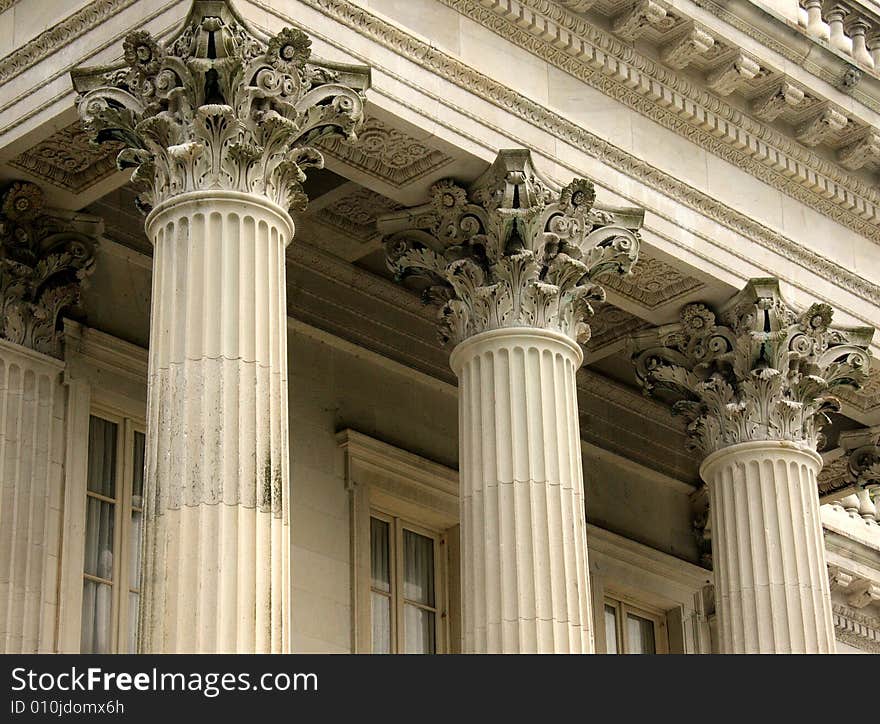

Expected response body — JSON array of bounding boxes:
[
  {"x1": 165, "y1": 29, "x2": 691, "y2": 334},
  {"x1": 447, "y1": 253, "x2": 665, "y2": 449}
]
[
  {"x1": 438, "y1": 0, "x2": 880, "y2": 244},
  {"x1": 279, "y1": 0, "x2": 880, "y2": 313},
  {"x1": 336, "y1": 428, "x2": 459, "y2": 495},
  {"x1": 832, "y1": 602, "x2": 880, "y2": 652},
  {"x1": 700, "y1": 0, "x2": 880, "y2": 112},
  {"x1": 4, "y1": 0, "x2": 880, "y2": 312},
  {"x1": 0, "y1": 0, "x2": 139, "y2": 87}
]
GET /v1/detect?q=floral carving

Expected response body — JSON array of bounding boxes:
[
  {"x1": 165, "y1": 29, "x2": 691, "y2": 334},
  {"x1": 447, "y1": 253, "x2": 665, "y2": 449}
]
[
  {"x1": 9, "y1": 123, "x2": 122, "y2": 193},
  {"x1": 71, "y1": 0, "x2": 368, "y2": 214},
  {"x1": 632, "y1": 279, "x2": 873, "y2": 456},
  {"x1": 0, "y1": 182, "x2": 97, "y2": 358},
  {"x1": 381, "y1": 149, "x2": 643, "y2": 347}
]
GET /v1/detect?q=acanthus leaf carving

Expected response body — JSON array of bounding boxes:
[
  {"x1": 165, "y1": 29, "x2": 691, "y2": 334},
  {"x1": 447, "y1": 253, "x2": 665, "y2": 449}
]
[
  {"x1": 71, "y1": 0, "x2": 368, "y2": 215},
  {"x1": 632, "y1": 278, "x2": 874, "y2": 456},
  {"x1": 380, "y1": 149, "x2": 643, "y2": 348},
  {"x1": 0, "y1": 182, "x2": 98, "y2": 358}
]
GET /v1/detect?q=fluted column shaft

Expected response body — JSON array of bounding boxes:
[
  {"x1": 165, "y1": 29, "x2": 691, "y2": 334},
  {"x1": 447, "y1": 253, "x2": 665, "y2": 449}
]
[
  {"x1": 0, "y1": 341, "x2": 65, "y2": 653},
  {"x1": 701, "y1": 441, "x2": 835, "y2": 653},
  {"x1": 451, "y1": 328, "x2": 593, "y2": 653},
  {"x1": 140, "y1": 191, "x2": 291, "y2": 653}
]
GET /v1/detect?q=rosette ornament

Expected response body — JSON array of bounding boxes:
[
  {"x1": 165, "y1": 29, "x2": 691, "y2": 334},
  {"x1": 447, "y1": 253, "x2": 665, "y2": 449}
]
[
  {"x1": 632, "y1": 278, "x2": 874, "y2": 456},
  {"x1": 71, "y1": 0, "x2": 368, "y2": 214},
  {"x1": 0, "y1": 181, "x2": 98, "y2": 358},
  {"x1": 379, "y1": 149, "x2": 643, "y2": 347}
]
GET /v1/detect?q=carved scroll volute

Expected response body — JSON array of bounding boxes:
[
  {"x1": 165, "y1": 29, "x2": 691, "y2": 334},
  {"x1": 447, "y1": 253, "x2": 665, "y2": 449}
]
[
  {"x1": 631, "y1": 278, "x2": 874, "y2": 456},
  {"x1": 0, "y1": 181, "x2": 98, "y2": 358},
  {"x1": 71, "y1": 0, "x2": 369, "y2": 216},
  {"x1": 380, "y1": 149, "x2": 644, "y2": 349}
]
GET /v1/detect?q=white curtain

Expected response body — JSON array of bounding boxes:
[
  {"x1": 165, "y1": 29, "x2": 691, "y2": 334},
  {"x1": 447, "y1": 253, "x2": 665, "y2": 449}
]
[
  {"x1": 81, "y1": 417, "x2": 117, "y2": 654},
  {"x1": 403, "y1": 529, "x2": 434, "y2": 654},
  {"x1": 370, "y1": 518, "x2": 391, "y2": 653}
]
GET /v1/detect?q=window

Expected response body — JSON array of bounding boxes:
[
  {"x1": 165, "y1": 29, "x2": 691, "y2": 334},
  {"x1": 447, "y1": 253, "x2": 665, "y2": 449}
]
[
  {"x1": 80, "y1": 414, "x2": 145, "y2": 653},
  {"x1": 370, "y1": 513, "x2": 443, "y2": 654},
  {"x1": 338, "y1": 430, "x2": 459, "y2": 654},
  {"x1": 603, "y1": 596, "x2": 668, "y2": 654}
]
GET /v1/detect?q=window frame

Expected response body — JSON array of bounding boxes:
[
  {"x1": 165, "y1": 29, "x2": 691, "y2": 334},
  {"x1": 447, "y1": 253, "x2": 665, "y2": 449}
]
[
  {"x1": 58, "y1": 321, "x2": 149, "y2": 653},
  {"x1": 338, "y1": 429, "x2": 460, "y2": 654},
  {"x1": 603, "y1": 594, "x2": 669, "y2": 654},
  {"x1": 80, "y1": 407, "x2": 146, "y2": 654},
  {"x1": 369, "y1": 508, "x2": 448, "y2": 654}
]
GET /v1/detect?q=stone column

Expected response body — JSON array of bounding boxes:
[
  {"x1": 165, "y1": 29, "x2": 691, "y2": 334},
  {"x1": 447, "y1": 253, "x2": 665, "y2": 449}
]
[
  {"x1": 0, "y1": 181, "x2": 98, "y2": 652},
  {"x1": 633, "y1": 279, "x2": 873, "y2": 653},
  {"x1": 73, "y1": 1, "x2": 367, "y2": 652},
  {"x1": 382, "y1": 150, "x2": 644, "y2": 653}
]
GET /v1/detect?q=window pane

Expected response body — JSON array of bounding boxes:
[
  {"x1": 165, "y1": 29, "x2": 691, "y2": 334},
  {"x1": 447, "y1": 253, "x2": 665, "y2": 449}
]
[
  {"x1": 127, "y1": 591, "x2": 140, "y2": 654},
  {"x1": 626, "y1": 613, "x2": 656, "y2": 654},
  {"x1": 404, "y1": 604, "x2": 435, "y2": 654},
  {"x1": 80, "y1": 579, "x2": 113, "y2": 653},
  {"x1": 604, "y1": 605, "x2": 619, "y2": 654},
  {"x1": 403, "y1": 529, "x2": 434, "y2": 606},
  {"x1": 129, "y1": 508, "x2": 143, "y2": 590},
  {"x1": 87, "y1": 417, "x2": 117, "y2": 497},
  {"x1": 84, "y1": 497, "x2": 115, "y2": 580},
  {"x1": 132, "y1": 431, "x2": 145, "y2": 506},
  {"x1": 370, "y1": 517, "x2": 390, "y2": 592},
  {"x1": 371, "y1": 592, "x2": 391, "y2": 654}
]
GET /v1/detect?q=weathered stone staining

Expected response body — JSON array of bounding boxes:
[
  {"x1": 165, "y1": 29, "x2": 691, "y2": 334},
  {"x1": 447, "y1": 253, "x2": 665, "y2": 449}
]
[
  {"x1": 2, "y1": 0, "x2": 880, "y2": 656},
  {"x1": 72, "y1": 0, "x2": 368, "y2": 653},
  {"x1": 632, "y1": 279, "x2": 873, "y2": 652},
  {"x1": 382, "y1": 149, "x2": 643, "y2": 653}
]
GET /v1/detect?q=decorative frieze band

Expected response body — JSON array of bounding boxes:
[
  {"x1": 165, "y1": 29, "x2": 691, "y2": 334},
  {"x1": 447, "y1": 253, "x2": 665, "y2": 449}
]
[
  {"x1": 275, "y1": 0, "x2": 880, "y2": 314},
  {"x1": 434, "y1": 0, "x2": 880, "y2": 244}
]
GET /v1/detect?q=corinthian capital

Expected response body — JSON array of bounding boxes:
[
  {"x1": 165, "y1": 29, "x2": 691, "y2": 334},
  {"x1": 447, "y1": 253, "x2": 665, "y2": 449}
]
[
  {"x1": 71, "y1": 0, "x2": 368, "y2": 215},
  {"x1": 0, "y1": 181, "x2": 99, "y2": 358},
  {"x1": 379, "y1": 149, "x2": 643, "y2": 347},
  {"x1": 632, "y1": 278, "x2": 873, "y2": 456}
]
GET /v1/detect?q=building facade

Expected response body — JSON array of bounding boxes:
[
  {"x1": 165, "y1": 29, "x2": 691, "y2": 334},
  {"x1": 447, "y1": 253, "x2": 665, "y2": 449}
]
[{"x1": 0, "y1": 0, "x2": 879, "y2": 654}]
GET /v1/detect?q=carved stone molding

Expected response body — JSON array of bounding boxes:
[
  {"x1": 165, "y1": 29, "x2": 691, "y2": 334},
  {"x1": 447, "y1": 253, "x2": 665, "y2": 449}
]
[
  {"x1": 381, "y1": 148, "x2": 643, "y2": 347},
  {"x1": 71, "y1": 0, "x2": 368, "y2": 215},
  {"x1": 632, "y1": 278, "x2": 873, "y2": 456},
  {"x1": 0, "y1": 181, "x2": 99, "y2": 358},
  {"x1": 9, "y1": 122, "x2": 122, "y2": 193},
  {"x1": 820, "y1": 427, "x2": 880, "y2": 522},
  {"x1": 259, "y1": 0, "x2": 880, "y2": 315},
  {"x1": 319, "y1": 116, "x2": 454, "y2": 187},
  {"x1": 585, "y1": 302, "x2": 648, "y2": 350},
  {"x1": 705, "y1": 52, "x2": 761, "y2": 96},
  {"x1": 599, "y1": 253, "x2": 703, "y2": 309},
  {"x1": 313, "y1": 185, "x2": 401, "y2": 241},
  {"x1": 832, "y1": 603, "x2": 880, "y2": 652},
  {"x1": 660, "y1": 25, "x2": 715, "y2": 69},
  {"x1": 837, "y1": 130, "x2": 880, "y2": 170},
  {"x1": 0, "y1": 0, "x2": 139, "y2": 87},
  {"x1": 6, "y1": 0, "x2": 878, "y2": 314},
  {"x1": 429, "y1": 0, "x2": 880, "y2": 243},
  {"x1": 751, "y1": 81, "x2": 806, "y2": 122}
]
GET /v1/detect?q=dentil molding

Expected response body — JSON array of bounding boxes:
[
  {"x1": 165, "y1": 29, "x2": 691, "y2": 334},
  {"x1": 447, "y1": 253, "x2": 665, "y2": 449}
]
[
  {"x1": 4, "y1": 0, "x2": 880, "y2": 313},
  {"x1": 268, "y1": 0, "x2": 880, "y2": 314},
  {"x1": 438, "y1": 0, "x2": 880, "y2": 244}
]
